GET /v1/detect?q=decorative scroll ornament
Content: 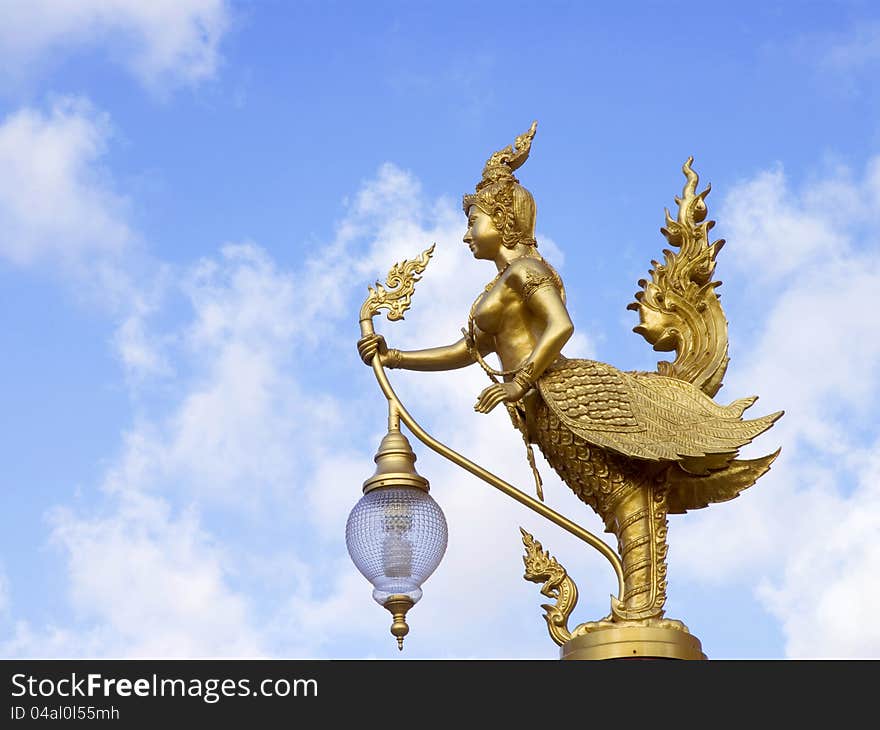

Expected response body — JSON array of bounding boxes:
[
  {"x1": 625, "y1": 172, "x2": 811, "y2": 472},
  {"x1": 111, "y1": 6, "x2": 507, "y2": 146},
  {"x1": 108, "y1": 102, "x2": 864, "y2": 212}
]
[
  {"x1": 521, "y1": 528, "x2": 577, "y2": 646},
  {"x1": 359, "y1": 244, "x2": 436, "y2": 324}
]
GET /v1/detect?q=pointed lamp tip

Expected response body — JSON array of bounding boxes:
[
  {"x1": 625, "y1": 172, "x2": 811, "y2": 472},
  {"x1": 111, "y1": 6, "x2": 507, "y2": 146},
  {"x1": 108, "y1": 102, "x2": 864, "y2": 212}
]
[{"x1": 384, "y1": 594, "x2": 413, "y2": 654}]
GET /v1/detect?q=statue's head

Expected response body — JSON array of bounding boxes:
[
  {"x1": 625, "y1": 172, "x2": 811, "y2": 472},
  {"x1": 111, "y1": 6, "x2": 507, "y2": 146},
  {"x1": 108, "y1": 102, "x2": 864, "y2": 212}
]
[{"x1": 463, "y1": 121, "x2": 538, "y2": 249}]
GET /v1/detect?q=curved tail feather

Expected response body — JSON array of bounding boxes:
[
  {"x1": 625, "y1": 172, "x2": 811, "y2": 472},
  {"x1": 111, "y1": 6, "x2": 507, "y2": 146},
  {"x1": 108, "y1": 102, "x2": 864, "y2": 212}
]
[{"x1": 666, "y1": 448, "x2": 781, "y2": 514}]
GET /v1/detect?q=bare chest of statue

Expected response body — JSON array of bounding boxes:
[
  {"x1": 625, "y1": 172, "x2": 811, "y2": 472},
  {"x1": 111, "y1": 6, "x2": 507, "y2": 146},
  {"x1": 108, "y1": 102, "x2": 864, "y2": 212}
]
[
  {"x1": 472, "y1": 273, "x2": 519, "y2": 335},
  {"x1": 472, "y1": 289, "x2": 504, "y2": 334},
  {"x1": 470, "y1": 273, "x2": 542, "y2": 374}
]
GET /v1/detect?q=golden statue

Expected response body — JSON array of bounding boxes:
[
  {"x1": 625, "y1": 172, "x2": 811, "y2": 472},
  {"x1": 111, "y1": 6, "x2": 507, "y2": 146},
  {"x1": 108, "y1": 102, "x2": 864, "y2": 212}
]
[{"x1": 356, "y1": 122, "x2": 781, "y2": 659}]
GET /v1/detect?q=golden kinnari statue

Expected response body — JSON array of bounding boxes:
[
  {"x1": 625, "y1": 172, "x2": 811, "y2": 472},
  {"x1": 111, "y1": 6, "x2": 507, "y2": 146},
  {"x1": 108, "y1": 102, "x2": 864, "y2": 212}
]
[{"x1": 355, "y1": 122, "x2": 782, "y2": 660}]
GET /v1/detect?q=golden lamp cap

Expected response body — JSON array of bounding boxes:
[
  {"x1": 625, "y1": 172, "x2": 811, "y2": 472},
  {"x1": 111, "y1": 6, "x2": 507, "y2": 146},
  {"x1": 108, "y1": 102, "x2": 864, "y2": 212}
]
[{"x1": 362, "y1": 429, "x2": 429, "y2": 494}]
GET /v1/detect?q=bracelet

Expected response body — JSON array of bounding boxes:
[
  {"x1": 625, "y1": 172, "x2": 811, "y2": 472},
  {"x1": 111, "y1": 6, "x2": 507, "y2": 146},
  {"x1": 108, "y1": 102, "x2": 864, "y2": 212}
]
[
  {"x1": 513, "y1": 363, "x2": 535, "y2": 391},
  {"x1": 384, "y1": 348, "x2": 403, "y2": 369}
]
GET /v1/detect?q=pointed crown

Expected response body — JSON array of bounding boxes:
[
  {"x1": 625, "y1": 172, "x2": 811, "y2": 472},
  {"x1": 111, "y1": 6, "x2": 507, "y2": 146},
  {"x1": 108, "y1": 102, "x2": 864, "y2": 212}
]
[{"x1": 462, "y1": 121, "x2": 538, "y2": 248}]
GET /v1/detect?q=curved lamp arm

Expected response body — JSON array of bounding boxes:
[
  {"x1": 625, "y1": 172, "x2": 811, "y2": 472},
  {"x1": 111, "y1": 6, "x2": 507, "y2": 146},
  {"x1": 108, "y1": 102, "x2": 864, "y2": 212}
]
[{"x1": 368, "y1": 354, "x2": 625, "y2": 602}]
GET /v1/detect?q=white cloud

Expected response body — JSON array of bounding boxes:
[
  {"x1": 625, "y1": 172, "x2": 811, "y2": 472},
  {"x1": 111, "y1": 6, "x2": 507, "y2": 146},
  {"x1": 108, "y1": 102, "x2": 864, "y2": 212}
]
[
  {"x1": 1, "y1": 242, "x2": 314, "y2": 657},
  {"x1": 756, "y1": 442, "x2": 880, "y2": 657},
  {"x1": 114, "y1": 307, "x2": 172, "y2": 380},
  {"x1": 820, "y1": 22, "x2": 880, "y2": 74},
  {"x1": 0, "y1": 98, "x2": 132, "y2": 268},
  {"x1": 78, "y1": 243, "x2": 350, "y2": 506},
  {"x1": 717, "y1": 167, "x2": 850, "y2": 280},
  {"x1": 164, "y1": 244, "x2": 346, "y2": 503},
  {"x1": 2, "y1": 623, "x2": 96, "y2": 658},
  {"x1": 671, "y1": 159, "x2": 880, "y2": 657},
  {"x1": 0, "y1": 0, "x2": 230, "y2": 91},
  {"x1": 0, "y1": 98, "x2": 173, "y2": 382},
  {"x1": 0, "y1": 96, "x2": 310, "y2": 654},
  {"x1": 48, "y1": 492, "x2": 263, "y2": 657}
]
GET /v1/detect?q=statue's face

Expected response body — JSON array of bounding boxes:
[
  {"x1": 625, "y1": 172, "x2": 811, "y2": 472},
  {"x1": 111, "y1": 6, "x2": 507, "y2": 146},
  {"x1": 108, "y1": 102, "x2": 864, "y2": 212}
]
[{"x1": 463, "y1": 205, "x2": 501, "y2": 261}]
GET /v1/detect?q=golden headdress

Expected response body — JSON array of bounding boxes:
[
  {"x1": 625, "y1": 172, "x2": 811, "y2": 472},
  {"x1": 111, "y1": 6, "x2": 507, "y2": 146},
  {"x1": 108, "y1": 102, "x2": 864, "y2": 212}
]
[{"x1": 463, "y1": 121, "x2": 538, "y2": 248}]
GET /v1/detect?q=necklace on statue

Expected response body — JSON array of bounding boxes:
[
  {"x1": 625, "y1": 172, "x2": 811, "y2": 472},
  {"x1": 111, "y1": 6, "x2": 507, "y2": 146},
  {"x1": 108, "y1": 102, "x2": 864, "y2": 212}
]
[{"x1": 464, "y1": 254, "x2": 535, "y2": 379}]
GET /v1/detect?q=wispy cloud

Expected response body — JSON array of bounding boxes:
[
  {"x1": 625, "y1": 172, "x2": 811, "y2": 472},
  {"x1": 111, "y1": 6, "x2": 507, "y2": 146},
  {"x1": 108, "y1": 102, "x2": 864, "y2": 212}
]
[
  {"x1": 0, "y1": 98, "x2": 131, "y2": 268},
  {"x1": 48, "y1": 492, "x2": 265, "y2": 657},
  {"x1": 820, "y1": 21, "x2": 880, "y2": 74},
  {"x1": 789, "y1": 20, "x2": 880, "y2": 98},
  {"x1": 0, "y1": 0, "x2": 231, "y2": 93},
  {"x1": 0, "y1": 97, "x2": 171, "y2": 387}
]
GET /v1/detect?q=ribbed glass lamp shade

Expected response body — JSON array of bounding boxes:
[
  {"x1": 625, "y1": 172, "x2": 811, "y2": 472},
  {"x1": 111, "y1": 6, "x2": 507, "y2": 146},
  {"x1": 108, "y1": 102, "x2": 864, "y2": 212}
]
[{"x1": 346, "y1": 486, "x2": 448, "y2": 605}]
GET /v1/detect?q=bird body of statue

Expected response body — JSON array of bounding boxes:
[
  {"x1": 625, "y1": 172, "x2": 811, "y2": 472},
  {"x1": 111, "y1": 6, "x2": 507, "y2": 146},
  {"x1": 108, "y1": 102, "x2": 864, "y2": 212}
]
[{"x1": 358, "y1": 122, "x2": 781, "y2": 631}]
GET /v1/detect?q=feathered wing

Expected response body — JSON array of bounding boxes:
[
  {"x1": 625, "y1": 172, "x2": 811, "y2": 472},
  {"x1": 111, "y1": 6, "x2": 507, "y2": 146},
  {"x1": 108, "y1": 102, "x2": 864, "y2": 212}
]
[
  {"x1": 665, "y1": 449, "x2": 780, "y2": 514},
  {"x1": 609, "y1": 158, "x2": 783, "y2": 512},
  {"x1": 537, "y1": 359, "x2": 782, "y2": 462}
]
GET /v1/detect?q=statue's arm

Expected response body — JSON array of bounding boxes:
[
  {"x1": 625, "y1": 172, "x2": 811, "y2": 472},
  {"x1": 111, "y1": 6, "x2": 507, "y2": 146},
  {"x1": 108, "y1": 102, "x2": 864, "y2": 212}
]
[
  {"x1": 392, "y1": 336, "x2": 477, "y2": 371},
  {"x1": 507, "y1": 261, "x2": 574, "y2": 382},
  {"x1": 517, "y1": 285, "x2": 574, "y2": 381},
  {"x1": 358, "y1": 333, "x2": 490, "y2": 371}
]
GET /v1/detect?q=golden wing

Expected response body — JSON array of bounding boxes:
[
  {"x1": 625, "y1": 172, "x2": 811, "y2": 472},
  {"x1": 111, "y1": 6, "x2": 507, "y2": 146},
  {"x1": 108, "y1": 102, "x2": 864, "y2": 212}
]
[
  {"x1": 665, "y1": 448, "x2": 779, "y2": 514},
  {"x1": 537, "y1": 359, "x2": 782, "y2": 462}
]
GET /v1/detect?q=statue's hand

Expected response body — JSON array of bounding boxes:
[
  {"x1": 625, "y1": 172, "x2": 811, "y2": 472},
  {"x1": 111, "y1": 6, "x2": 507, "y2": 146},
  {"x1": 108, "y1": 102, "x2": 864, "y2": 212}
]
[
  {"x1": 357, "y1": 333, "x2": 388, "y2": 365},
  {"x1": 474, "y1": 381, "x2": 527, "y2": 414}
]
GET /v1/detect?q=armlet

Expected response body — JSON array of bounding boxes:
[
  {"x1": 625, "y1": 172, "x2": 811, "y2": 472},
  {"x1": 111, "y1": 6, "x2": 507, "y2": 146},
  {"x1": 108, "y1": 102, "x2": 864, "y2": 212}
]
[{"x1": 521, "y1": 270, "x2": 558, "y2": 302}]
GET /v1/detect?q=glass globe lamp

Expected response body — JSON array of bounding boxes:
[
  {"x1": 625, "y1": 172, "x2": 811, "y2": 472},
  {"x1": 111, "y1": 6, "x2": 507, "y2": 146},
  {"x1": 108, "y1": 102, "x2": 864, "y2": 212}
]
[{"x1": 346, "y1": 429, "x2": 448, "y2": 649}]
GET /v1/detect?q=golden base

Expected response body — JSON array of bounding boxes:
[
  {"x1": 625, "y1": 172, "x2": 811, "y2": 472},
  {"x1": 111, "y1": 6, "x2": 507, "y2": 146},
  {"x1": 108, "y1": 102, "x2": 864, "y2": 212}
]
[{"x1": 561, "y1": 625, "x2": 707, "y2": 660}]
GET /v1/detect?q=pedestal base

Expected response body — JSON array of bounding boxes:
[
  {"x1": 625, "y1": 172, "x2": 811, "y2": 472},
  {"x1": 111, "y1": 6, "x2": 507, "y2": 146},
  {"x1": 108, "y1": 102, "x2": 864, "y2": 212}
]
[{"x1": 561, "y1": 624, "x2": 707, "y2": 660}]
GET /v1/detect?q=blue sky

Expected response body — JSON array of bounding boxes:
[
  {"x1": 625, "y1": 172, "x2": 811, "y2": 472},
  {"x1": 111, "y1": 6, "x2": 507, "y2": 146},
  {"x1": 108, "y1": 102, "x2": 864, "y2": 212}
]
[{"x1": 1, "y1": 0, "x2": 879, "y2": 658}]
